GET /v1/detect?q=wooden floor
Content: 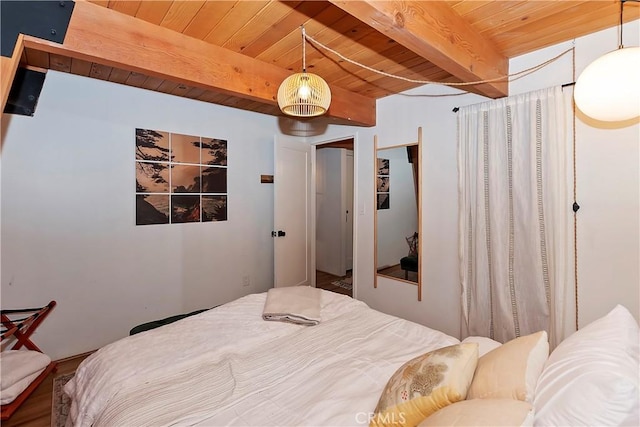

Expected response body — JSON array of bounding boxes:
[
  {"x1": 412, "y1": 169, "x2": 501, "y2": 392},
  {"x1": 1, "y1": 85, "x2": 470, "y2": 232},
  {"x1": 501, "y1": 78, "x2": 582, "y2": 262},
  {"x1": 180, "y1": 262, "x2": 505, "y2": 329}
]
[
  {"x1": 315, "y1": 269, "x2": 352, "y2": 297},
  {"x1": 4, "y1": 352, "x2": 92, "y2": 427},
  {"x1": 378, "y1": 264, "x2": 418, "y2": 283}
]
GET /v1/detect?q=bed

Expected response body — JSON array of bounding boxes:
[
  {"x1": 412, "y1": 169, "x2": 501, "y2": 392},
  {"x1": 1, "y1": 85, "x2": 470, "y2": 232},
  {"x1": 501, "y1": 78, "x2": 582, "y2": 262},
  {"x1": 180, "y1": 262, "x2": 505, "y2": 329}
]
[{"x1": 65, "y1": 288, "x2": 639, "y2": 427}]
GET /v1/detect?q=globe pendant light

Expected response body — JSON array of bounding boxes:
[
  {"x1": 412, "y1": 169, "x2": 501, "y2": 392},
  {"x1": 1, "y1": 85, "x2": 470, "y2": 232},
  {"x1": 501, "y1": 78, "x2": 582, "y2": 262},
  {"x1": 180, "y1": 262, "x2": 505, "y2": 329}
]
[
  {"x1": 277, "y1": 26, "x2": 331, "y2": 117},
  {"x1": 574, "y1": 0, "x2": 640, "y2": 121}
]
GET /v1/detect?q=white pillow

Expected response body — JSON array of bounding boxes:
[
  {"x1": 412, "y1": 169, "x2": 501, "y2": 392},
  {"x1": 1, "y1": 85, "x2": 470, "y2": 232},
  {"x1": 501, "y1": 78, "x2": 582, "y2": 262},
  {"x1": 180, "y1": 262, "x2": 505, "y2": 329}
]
[
  {"x1": 461, "y1": 336, "x2": 502, "y2": 357},
  {"x1": 534, "y1": 305, "x2": 640, "y2": 427}
]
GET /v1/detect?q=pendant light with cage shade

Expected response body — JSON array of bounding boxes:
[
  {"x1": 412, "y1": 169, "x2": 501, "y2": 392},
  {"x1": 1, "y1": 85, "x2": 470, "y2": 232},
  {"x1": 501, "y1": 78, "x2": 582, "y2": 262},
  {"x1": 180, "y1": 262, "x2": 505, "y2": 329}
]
[
  {"x1": 277, "y1": 26, "x2": 331, "y2": 117},
  {"x1": 574, "y1": 0, "x2": 640, "y2": 121}
]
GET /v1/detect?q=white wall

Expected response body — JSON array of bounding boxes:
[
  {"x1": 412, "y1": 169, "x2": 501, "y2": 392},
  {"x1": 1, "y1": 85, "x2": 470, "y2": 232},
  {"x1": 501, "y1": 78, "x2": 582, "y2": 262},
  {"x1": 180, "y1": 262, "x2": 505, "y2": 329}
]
[
  {"x1": 316, "y1": 148, "x2": 343, "y2": 276},
  {"x1": 1, "y1": 71, "x2": 280, "y2": 359},
  {"x1": 368, "y1": 86, "x2": 477, "y2": 338},
  {"x1": 308, "y1": 88, "x2": 473, "y2": 338},
  {"x1": 309, "y1": 20, "x2": 639, "y2": 339}
]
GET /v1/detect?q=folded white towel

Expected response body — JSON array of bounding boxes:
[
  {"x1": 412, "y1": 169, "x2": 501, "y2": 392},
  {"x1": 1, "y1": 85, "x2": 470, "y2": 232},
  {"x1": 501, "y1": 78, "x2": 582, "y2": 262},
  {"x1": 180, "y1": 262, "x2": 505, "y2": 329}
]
[
  {"x1": 0, "y1": 368, "x2": 45, "y2": 404},
  {"x1": 262, "y1": 286, "x2": 321, "y2": 326},
  {"x1": 1, "y1": 350, "x2": 51, "y2": 391}
]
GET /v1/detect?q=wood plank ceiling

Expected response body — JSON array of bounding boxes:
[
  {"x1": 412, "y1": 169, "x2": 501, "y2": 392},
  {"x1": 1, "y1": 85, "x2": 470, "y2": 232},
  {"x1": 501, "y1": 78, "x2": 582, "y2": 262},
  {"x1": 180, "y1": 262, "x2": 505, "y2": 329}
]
[{"x1": 17, "y1": 0, "x2": 640, "y2": 126}]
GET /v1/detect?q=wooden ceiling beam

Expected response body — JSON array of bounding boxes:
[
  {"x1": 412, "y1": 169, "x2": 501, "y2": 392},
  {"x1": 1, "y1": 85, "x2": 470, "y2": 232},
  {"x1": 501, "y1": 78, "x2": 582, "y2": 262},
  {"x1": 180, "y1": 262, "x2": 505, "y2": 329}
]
[
  {"x1": 20, "y1": 0, "x2": 376, "y2": 126},
  {"x1": 328, "y1": 0, "x2": 508, "y2": 98}
]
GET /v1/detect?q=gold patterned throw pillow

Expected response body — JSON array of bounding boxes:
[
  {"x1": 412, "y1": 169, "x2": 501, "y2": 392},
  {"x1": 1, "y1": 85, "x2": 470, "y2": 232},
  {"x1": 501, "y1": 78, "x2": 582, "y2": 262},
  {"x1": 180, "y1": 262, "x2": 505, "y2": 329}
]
[{"x1": 370, "y1": 343, "x2": 479, "y2": 427}]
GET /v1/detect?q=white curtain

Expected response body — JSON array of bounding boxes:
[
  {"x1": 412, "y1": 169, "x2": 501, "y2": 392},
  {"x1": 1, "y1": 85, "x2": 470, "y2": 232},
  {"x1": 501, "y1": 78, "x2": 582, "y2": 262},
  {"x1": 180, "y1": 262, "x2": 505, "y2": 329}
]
[{"x1": 457, "y1": 86, "x2": 569, "y2": 348}]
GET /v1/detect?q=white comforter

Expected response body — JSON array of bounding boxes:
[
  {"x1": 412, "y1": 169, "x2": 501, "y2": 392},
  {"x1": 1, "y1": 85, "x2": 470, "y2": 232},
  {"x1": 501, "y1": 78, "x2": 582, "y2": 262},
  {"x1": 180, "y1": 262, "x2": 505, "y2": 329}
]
[{"x1": 66, "y1": 290, "x2": 458, "y2": 427}]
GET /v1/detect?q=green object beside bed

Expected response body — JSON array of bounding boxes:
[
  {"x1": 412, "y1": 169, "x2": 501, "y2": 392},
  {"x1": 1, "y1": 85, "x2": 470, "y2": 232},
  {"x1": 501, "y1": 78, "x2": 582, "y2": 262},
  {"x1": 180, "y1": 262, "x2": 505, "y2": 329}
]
[{"x1": 129, "y1": 308, "x2": 211, "y2": 335}]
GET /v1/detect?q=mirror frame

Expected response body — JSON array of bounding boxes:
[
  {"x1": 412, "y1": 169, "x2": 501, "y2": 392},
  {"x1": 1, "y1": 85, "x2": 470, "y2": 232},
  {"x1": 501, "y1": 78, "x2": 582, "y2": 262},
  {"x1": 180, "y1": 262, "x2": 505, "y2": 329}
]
[{"x1": 373, "y1": 127, "x2": 422, "y2": 301}]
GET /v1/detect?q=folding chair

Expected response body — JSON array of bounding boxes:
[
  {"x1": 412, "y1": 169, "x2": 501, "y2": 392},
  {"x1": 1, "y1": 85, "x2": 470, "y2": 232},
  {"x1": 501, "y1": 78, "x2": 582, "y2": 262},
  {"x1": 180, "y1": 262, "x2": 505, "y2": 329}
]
[{"x1": 1, "y1": 301, "x2": 57, "y2": 420}]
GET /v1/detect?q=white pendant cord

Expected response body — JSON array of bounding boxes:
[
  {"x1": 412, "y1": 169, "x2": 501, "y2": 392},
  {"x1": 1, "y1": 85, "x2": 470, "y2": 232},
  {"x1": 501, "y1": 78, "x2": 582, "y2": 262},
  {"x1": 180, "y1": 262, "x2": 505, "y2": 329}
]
[
  {"x1": 304, "y1": 31, "x2": 572, "y2": 87},
  {"x1": 619, "y1": 0, "x2": 624, "y2": 49},
  {"x1": 301, "y1": 26, "x2": 307, "y2": 72}
]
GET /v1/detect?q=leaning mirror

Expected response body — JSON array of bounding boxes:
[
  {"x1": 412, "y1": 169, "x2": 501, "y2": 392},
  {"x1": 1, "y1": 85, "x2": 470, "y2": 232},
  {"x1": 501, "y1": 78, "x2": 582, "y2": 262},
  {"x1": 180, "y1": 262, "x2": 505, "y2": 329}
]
[{"x1": 374, "y1": 128, "x2": 422, "y2": 301}]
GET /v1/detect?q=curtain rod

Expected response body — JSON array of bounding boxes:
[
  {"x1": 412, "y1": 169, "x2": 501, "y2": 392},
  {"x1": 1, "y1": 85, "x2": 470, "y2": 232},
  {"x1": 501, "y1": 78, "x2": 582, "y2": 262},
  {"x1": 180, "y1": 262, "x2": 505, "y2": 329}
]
[{"x1": 452, "y1": 82, "x2": 577, "y2": 112}]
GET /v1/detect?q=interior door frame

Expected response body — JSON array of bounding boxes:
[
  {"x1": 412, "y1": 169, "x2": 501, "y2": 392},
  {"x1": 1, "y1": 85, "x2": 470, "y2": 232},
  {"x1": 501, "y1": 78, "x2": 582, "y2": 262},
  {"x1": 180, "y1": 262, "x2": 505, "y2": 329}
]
[
  {"x1": 312, "y1": 133, "x2": 359, "y2": 298},
  {"x1": 344, "y1": 150, "x2": 354, "y2": 273}
]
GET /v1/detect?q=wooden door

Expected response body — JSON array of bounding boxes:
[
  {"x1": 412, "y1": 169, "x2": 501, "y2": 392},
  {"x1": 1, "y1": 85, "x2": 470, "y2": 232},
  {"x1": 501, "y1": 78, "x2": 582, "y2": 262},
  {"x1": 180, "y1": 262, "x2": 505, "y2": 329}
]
[{"x1": 273, "y1": 136, "x2": 312, "y2": 287}]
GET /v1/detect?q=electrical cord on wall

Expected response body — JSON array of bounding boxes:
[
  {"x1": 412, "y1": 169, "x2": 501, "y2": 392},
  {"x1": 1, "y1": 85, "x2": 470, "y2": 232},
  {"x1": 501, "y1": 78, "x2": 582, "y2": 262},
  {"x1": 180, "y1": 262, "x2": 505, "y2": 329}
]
[{"x1": 571, "y1": 45, "x2": 580, "y2": 332}]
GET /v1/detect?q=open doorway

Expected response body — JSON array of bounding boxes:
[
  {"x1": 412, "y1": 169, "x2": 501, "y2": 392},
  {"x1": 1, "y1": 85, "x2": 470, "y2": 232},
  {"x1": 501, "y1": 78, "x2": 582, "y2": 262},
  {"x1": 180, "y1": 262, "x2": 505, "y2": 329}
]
[{"x1": 315, "y1": 138, "x2": 354, "y2": 297}]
